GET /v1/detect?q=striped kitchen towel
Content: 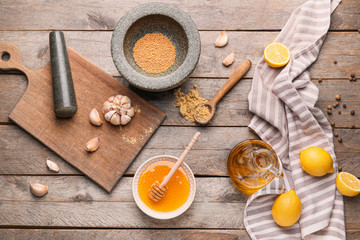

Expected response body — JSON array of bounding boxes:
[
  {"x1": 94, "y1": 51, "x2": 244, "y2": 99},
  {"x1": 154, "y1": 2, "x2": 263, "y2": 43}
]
[{"x1": 245, "y1": 0, "x2": 345, "y2": 239}]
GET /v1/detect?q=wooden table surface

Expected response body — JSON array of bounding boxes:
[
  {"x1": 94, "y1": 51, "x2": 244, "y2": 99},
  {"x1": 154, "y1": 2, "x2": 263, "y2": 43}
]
[{"x1": 1, "y1": 0, "x2": 359, "y2": 239}]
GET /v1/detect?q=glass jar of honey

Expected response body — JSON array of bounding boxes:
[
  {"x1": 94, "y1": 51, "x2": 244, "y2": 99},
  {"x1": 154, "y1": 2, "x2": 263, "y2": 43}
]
[{"x1": 227, "y1": 139, "x2": 283, "y2": 195}]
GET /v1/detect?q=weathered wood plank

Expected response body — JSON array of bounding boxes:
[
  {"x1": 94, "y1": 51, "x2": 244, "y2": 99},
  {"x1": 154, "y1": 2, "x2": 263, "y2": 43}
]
[
  {"x1": 0, "y1": 229, "x2": 251, "y2": 240},
  {"x1": 0, "y1": 201, "x2": 243, "y2": 228},
  {"x1": 1, "y1": 74, "x2": 360, "y2": 128},
  {"x1": 0, "y1": 0, "x2": 358, "y2": 31},
  {"x1": 0, "y1": 176, "x2": 246, "y2": 203},
  {"x1": 0, "y1": 31, "x2": 358, "y2": 78},
  {"x1": 1, "y1": 229, "x2": 359, "y2": 240},
  {"x1": 1, "y1": 229, "x2": 360, "y2": 240},
  {"x1": 0, "y1": 125, "x2": 359, "y2": 176},
  {"x1": 347, "y1": 230, "x2": 360, "y2": 240},
  {"x1": 0, "y1": 190, "x2": 358, "y2": 229}
]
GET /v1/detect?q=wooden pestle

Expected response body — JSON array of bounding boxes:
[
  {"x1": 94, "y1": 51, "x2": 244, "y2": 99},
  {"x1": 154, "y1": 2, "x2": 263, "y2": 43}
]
[{"x1": 148, "y1": 132, "x2": 201, "y2": 202}]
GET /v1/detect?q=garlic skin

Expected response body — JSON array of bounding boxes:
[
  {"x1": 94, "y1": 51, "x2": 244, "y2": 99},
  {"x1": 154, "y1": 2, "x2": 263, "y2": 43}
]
[
  {"x1": 85, "y1": 137, "x2": 100, "y2": 152},
  {"x1": 222, "y1": 52, "x2": 235, "y2": 66},
  {"x1": 89, "y1": 108, "x2": 103, "y2": 126},
  {"x1": 46, "y1": 159, "x2": 60, "y2": 173},
  {"x1": 30, "y1": 183, "x2": 48, "y2": 197},
  {"x1": 215, "y1": 32, "x2": 228, "y2": 47},
  {"x1": 102, "y1": 95, "x2": 135, "y2": 126}
]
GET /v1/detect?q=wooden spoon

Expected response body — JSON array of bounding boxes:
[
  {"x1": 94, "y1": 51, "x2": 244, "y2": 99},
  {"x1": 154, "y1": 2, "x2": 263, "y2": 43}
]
[
  {"x1": 194, "y1": 59, "x2": 252, "y2": 125},
  {"x1": 148, "y1": 132, "x2": 201, "y2": 202}
]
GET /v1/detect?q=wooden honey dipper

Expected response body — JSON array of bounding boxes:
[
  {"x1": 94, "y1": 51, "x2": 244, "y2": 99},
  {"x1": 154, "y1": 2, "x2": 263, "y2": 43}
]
[{"x1": 148, "y1": 132, "x2": 201, "y2": 202}]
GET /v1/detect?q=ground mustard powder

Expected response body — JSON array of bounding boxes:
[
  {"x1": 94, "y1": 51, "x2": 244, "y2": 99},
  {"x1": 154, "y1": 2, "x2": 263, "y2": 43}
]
[
  {"x1": 175, "y1": 87, "x2": 208, "y2": 122},
  {"x1": 133, "y1": 33, "x2": 176, "y2": 74}
]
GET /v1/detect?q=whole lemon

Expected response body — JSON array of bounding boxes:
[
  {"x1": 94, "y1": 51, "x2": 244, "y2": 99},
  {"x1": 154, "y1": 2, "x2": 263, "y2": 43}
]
[
  {"x1": 299, "y1": 146, "x2": 333, "y2": 177},
  {"x1": 272, "y1": 189, "x2": 302, "y2": 227}
]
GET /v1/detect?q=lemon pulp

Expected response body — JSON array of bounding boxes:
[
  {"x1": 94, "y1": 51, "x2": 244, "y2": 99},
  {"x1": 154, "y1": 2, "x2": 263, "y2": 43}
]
[
  {"x1": 336, "y1": 172, "x2": 360, "y2": 197},
  {"x1": 264, "y1": 42, "x2": 290, "y2": 68}
]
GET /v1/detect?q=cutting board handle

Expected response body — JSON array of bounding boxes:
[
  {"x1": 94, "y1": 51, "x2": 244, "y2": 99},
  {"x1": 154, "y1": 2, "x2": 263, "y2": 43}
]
[{"x1": 0, "y1": 42, "x2": 28, "y2": 74}]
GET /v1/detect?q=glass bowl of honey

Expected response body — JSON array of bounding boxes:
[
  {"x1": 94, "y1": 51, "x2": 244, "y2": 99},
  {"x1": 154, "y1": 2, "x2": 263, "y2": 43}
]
[{"x1": 132, "y1": 155, "x2": 196, "y2": 219}]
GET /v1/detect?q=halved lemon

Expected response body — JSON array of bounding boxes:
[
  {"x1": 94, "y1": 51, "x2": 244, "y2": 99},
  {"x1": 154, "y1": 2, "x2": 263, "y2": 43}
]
[
  {"x1": 336, "y1": 172, "x2": 360, "y2": 197},
  {"x1": 264, "y1": 42, "x2": 291, "y2": 68}
]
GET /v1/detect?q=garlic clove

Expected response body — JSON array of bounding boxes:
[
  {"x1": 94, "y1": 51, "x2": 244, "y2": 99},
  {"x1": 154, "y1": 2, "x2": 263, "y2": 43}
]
[
  {"x1": 215, "y1": 32, "x2": 228, "y2": 47},
  {"x1": 113, "y1": 95, "x2": 121, "y2": 105},
  {"x1": 102, "y1": 101, "x2": 112, "y2": 114},
  {"x1": 127, "y1": 107, "x2": 135, "y2": 117},
  {"x1": 121, "y1": 102, "x2": 131, "y2": 110},
  {"x1": 89, "y1": 108, "x2": 103, "y2": 126},
  {"x1": 120, "y1": 115, "x2": 131, "y2": 125},
  {"x1": 120, "y1": 96, "x2": 131, "y2": 105},
  {"x1": 30, "y1": 183, "x2": 48, "y2": 197},
  {"x1": 85, "y1": 137, "x2": 100, "y2": 152},
  {"x1": 104, "y1": 110, "x2": 116, "y2": 122},
  {"x1": 222, "y1": 52, "x2": 235, "y2": 66},
  {"x1": 46, "y1": 159, "x2": 60, "y2": 173},
  {"x1": 108, "y1": 96, "x2": 115, "y2": 102},
  {"x1": 119, "y1": 108, "x2": 127, "y2": 116},
  {"x1": 110, "y1": 113, "x2": 121, "y2": 125}
]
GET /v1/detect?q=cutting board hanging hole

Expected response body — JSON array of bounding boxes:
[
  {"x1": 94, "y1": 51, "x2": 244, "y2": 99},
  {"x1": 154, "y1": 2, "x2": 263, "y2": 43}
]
[{"x1": 1, "y1": 52, "x2": 10, "y2": 61}]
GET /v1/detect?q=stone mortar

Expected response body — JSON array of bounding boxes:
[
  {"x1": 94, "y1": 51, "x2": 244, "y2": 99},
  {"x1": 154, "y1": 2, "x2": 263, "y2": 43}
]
[{"x1": 111, "y1": 2, "x2": 201, "y2": 92}]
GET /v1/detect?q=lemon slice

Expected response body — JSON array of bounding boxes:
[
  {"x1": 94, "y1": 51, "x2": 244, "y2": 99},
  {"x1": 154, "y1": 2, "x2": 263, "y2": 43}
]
[
  {"x1": 336, "y1": 172, "x2": 360, "y2": 197},
  {"x1": 264, "y1": 42, "x2": 291, "y2": 68}
]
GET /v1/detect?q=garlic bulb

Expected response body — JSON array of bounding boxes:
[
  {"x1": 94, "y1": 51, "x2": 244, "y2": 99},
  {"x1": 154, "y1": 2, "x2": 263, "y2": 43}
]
[{"x1": 102, "y1": 95, "x2": 135, "y2": 126}]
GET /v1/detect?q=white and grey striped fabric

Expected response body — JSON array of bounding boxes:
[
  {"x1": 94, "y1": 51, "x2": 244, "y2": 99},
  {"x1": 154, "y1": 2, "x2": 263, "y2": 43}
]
[{"x1": 245, "y1": 0, "x2": 345, "y2": 239}]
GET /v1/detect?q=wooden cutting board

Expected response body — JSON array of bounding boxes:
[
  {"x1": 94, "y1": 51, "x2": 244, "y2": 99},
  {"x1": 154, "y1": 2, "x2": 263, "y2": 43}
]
[{"x1": 0, "y1": 42, "x2": 166, "y2": 192}]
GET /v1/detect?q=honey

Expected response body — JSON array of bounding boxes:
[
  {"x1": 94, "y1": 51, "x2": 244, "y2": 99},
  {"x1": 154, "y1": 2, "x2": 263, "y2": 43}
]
[{"x1": 138, "y1": 160, "x2": 190, "y2": 212}]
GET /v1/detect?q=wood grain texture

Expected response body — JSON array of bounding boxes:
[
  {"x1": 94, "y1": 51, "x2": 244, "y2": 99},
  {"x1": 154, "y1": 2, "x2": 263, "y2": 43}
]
[
  {"x1": 0, "y1": 176, "x2": 359, "y2": 229},
  {"x1": 0, "y1": 176, "x2": 246, "y2": 203},
  {"x1": 1, "y1": 229, "x2": 360, "y2": 240},
  {"x1": 2, "y1": 75, "x2": 360, "y2": 128},
  {"x1": 1, "y1": 229, "x2": 359, "y2": 240},
  {"x1": 0, "y1": 229, "x2": 251, "y2": 240},
  {"x1": 1, "y1": 126, "x2": 360, "y2": 177},
  {"x1": 0, "y1": 44, "x2": 166, "y2": 192},
  {"x1": 0, "y1": 0, "x2": 358, "y2": 31},
  {"x1": 0, "y1": 202, "x2": 243, "y2": 228},
  {"x1": 0, "y1": 31, "x2": 359, "y2": 79}
]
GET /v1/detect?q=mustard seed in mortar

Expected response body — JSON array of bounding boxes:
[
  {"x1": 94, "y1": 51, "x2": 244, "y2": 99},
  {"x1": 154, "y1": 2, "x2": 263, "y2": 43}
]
[
  {"x1": 133, "y1": 33, "x2": 176, "y2": 74},
  {"x1": 175, "y1": 88, "x2": 208, "y2": 122}
]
